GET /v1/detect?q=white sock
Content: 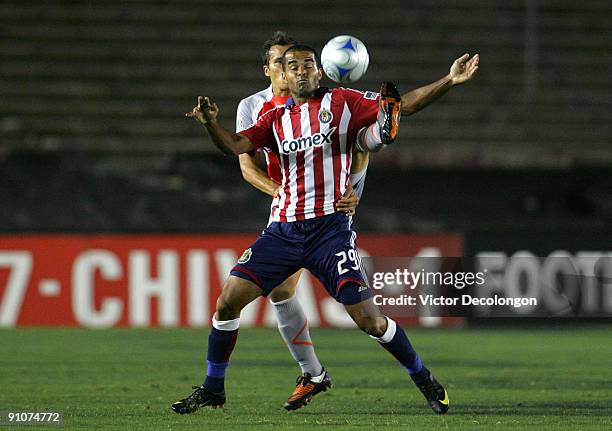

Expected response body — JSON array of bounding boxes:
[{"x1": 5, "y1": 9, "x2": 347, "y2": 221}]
[
  {"x1": 309, "y1": 369, "x2": 326, "y2": 383},
  {"x1": 357, "y1": 123, "x2": 384, "y2": 152},
  {"x1": 271, "y1": 295, "x2": 323, "y2": 376}
]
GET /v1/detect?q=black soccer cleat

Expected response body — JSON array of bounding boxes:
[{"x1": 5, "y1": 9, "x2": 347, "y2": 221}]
[
  {"x1": 171, "y1": 385, "x2": 226, "y2": 414},
  {"x1": 411, "y1": 368, "x2": 449, "y2": 414},
  {"x1": 377, "y1": 81, "x2": 402, "y2": 145},
  {"x1": 283, "y1": 369, "x2": 332, "y2": 411}
]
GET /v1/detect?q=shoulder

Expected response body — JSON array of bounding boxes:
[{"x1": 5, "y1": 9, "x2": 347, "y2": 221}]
[
  {"x1": 258, "y1": 104, "x2": 285, "y2": 121},
  {"x1": 237, "y1": 87, "x2": 273, "y2": 131},
  {"x1": 243, "y1": 104, "x2": 284, "y2": 130},
  {"x1": 238, "y1": 87, "x2": 272, "y2": 111},
  {"x1": 335, "y1": 87, "x2": 378, "y2": 101}
]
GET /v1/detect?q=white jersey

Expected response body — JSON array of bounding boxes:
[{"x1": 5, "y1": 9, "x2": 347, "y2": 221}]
[{"x1": 235, "y1": 86, "x2": 274, "y2": 133}]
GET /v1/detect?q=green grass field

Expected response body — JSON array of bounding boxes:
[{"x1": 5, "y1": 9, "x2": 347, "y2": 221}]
[{"x1": 1, "y1": 326, "x2": 611, "y2": 430}]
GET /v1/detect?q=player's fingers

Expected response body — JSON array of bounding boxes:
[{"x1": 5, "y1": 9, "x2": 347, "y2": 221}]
[
  {"x1": 337, "y1": 195, "x2": 354, "y2": 204},
  {"x1": 455, "y1": 53, "x2": 469, "y2": 64},
  {"x1": 212, "y1": 102, "x2": 219, "y2": 112},
  {"x1": 198, "y1": 96, "x2": 204, "y2": 108},
  {"x1": 185, "y1": 112, "x2": 194, "y2": 117}
]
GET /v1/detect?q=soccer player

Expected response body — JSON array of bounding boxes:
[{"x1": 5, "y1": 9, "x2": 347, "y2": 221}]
[
  {"x1": 173, "y1": 44, "x2": 478, "y2": 415},
  {"x1": 233, "y1": 32, "x2": 479, "y2": 411},
  {"x1": 235, "y1": 31, "x2": 360, "y2": 411}
]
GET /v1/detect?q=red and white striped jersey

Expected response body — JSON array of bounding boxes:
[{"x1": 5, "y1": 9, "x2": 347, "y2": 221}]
[
  {"x1": 235, "y1": 86, "x2": 287, "y2": 184},
  {"x1": 239, "y1": 87, "x2": 379, "y2": 222}
]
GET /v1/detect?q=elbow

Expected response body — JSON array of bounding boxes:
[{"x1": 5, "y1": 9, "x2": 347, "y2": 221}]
[
  {"x1": 232, "y1": 139, "x2": 253, "y2": 156},
  {"x1": 240, "y1": 166, "x2": 253, "y2": 182}
]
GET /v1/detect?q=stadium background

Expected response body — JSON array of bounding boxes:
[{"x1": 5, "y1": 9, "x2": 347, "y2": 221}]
[{"x1": 0, "y1": 1, "x2": 611, "y2": 429}]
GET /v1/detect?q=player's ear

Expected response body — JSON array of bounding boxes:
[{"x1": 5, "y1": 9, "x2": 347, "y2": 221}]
[
  {"x1": 317, "y1": 68, "x2": 323, "y2": 80},
  {"x1": 263, "y1": 65, "x2": 271, "y2": 77}
]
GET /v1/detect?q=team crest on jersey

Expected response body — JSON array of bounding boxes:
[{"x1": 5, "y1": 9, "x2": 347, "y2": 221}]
[
  {"x1": 237, "y1": 248, "x2": 252, "y2": 264},
  {"x1": 318, "y1": 108, "x2": 333, "y2": 124}
]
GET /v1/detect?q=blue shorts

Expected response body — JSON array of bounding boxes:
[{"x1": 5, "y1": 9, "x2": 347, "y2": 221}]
[{"x1": 231, "y1": 212, "x2": 372, "y2": 305}]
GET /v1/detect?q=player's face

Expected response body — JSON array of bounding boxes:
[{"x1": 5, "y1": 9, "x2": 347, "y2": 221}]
[
  {"x1": 263, "y1": 44, "x2": 292, "y2": 92},
  {"x1": 283, "y1": 51, "x2": 322, "y2": 99}
]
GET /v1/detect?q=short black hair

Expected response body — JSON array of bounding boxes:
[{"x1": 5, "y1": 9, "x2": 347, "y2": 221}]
[
  {"x1": 261, "y1": 31, "x2": 298, "y2": 65},
  {"x1": 282, "y1": 44, "x2": 322, "y2": 68}
]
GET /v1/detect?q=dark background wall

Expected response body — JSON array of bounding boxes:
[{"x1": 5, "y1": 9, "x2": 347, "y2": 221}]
[{"x1": 0, "y1": 0, "x2": 610, "y2": 232}]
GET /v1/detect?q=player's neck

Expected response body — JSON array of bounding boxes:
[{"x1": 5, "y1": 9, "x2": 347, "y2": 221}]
[
  {"x1": 292, "y1": 89, "x2": 321, "y2": 105},
  {"x1": 290, "y1": 85, "x2": 325, "y2": 105},
  {"x1": 292, "y1": 96, "x2": 308, "y2": 105}
]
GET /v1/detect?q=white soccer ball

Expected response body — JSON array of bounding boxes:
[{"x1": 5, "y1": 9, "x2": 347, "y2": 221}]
[{"x1": 321, "y1": 35, "x2": 369, "y2": 84}]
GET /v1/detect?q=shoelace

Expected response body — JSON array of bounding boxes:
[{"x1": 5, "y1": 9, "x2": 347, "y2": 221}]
[
  {"x1": 295, "y1": 373, "x2": 312, "y2": 386},
  {"x1": 183, "y1": 386, "x2": 204, "y2": 401}
]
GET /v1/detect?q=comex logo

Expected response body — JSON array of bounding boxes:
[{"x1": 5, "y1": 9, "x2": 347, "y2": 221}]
[{"x1": 280, "y1": 127, "x2": 337, "y2": 155}]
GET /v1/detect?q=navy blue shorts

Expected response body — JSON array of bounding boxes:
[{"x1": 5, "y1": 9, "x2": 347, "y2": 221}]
[{"x1": 231, "y1": 212, "x2": 372, "y2": 305}]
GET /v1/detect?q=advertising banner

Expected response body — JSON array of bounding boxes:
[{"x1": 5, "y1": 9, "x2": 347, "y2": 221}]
[{"x1": 0, "y1": 234, "x2": 463, "y2": 328}]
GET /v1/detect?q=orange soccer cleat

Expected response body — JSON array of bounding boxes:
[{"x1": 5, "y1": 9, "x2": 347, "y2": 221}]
[
  {"x1": 377, "y1": 81, "x2": 402, "y2": 145},
  {"x1": 283, "y1": 369, "x2": 332, "y2": 411}
]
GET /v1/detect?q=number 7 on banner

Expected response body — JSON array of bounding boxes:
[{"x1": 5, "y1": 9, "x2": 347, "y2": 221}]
[{"x1": 0, "y1": 252, "x2": 32, "y2": 327}]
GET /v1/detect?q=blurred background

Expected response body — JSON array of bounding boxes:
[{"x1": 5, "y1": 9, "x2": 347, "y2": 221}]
[
  {"x1": 1, "y1": 0, "x2": 610, "y2": 233},
  {"x1": 1, "y1": 4, "x2": 611, "y2": 426},
  {"x1": 0, "y1": 0, "x2": 611, "y2": 328}
]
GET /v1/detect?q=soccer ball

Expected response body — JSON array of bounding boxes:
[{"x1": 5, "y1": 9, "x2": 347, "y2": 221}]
[{"x1": 321, "y1": 35, "x2": 369, "y2": 84}]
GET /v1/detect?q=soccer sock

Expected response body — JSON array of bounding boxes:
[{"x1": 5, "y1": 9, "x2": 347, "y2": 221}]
[
  {"x1": 203, "y1": 315, "x2": 240, "y2": 393},
  {"x1": 371, "y1": 317, "x2": 424, "y2": 376},
  {"x1": 271, "y1": 295, "x2": 323, "y2": 376},
  {"x1": 357, "y1": 123, "x2": 383, "y2": 152}
]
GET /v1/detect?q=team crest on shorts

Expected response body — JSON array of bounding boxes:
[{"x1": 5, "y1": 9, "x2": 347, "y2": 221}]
[
  {"x1": 318, "y1": 108, "x2": 333, "y2": 124},
  {"x1": 238, "y1": 248, "x2": 252, "y2": 264}
]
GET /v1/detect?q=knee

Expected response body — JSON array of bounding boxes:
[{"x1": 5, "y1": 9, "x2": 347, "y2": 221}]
[
  {"x1": 356, "y1": 316, "x2": 387, "y2": 338},
  {"x1": 269, "y1": 283, "x2": 296, "y2": 302},
  {"x1": 269, "y1": 272, "x2": 299, "y2": 303},
  {"x1": 216, "y1": 294, "x2": 241, "y2": 321}
]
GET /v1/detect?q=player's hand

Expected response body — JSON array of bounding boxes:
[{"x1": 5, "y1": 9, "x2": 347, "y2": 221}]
[
  {"x1": 449, "y1": 53, "x2": 479, "y2": 85},
  {"x1": 185, "y1": 96, "x2": 219, "y2": 125},
  {"x1": 337, "y1": 188, "x2": 359, "y2": 216}
]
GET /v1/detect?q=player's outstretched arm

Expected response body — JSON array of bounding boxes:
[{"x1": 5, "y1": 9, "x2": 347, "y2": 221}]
[
  {"x1": 400, "y1": 53, "x2": 479, "y2": 116},
  {"x1": 186, "y1": 96, "x2": 254, "y2": 155},
  {"x1": 238, "y1": 154, "x2": 280, "y2": 197}
]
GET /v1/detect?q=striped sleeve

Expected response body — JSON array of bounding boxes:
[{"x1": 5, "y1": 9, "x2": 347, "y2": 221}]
[{"x1": 342, "y1": 87, "x2": 379, "y2": 132}]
